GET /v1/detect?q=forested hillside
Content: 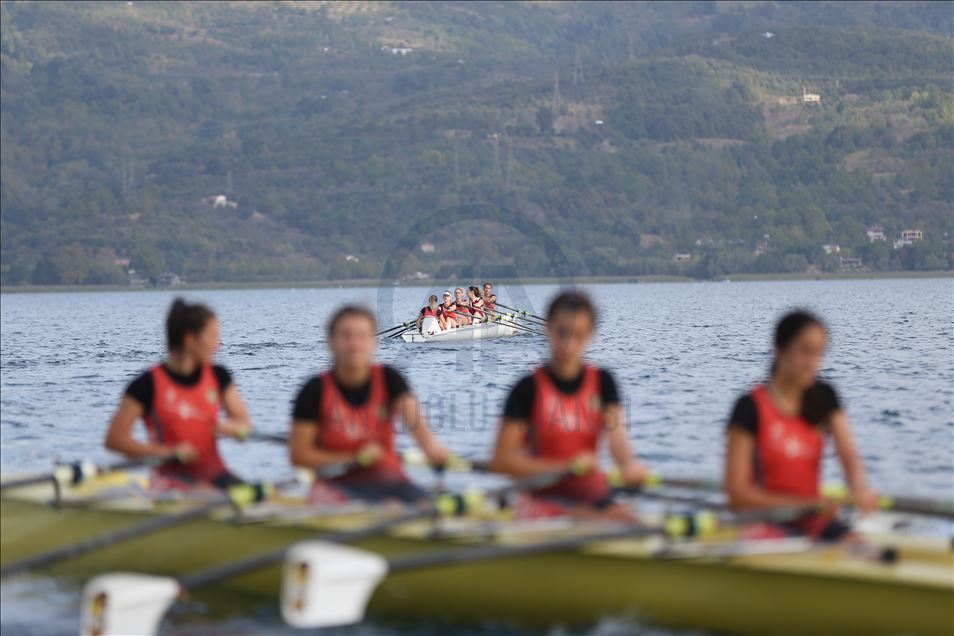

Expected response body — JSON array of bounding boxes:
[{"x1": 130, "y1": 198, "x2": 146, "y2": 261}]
[{"x1": 1, "y1": 1, "x2": 952, "y2": 285}]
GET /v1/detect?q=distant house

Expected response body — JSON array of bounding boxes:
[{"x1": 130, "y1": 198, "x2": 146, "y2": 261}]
[
  {"x1": 113, "y1": 257, "x2": 131, "y2": 269},
  {"x1": 673, "y1": 253, "x2": 692, "y2": 262},
  {"x1": 381, "y1": 46, "x2": 413, "y2": 56},
  {"x1": 345, "y1": 254, "x2": 360, "y2": 263},
  {"x1": 204, "y1": 194, "x2": 237, "y2": 209},
  {"x1": 822, "y1": 244, "x2": 840, "y2": 254},
  {"x1": 762, "y1": 32, "x2": 774, "y2": 39},
  {"x1": 159, "y1": 272, "x2": 184, "y2": 287},
  {"x1": 802, "y1": 87, "x2": 821, "y2": 104},
  {"x1": 840, "y1": 256, "x2": 862, "y2": 269},
  {"x1": 866, "y1": 225, "x2": 886, "y2": 242},
  {"x1": 420, "y1": 242, "x2": 436, "y2": 254},
  {"x1": 900, "y1": 229, "x2": 923, "y2": 242},
  {"x1": 754, "y1": 240, "x2": 769, "y2": 256}
]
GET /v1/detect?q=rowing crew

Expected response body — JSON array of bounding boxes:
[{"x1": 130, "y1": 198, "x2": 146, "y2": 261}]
[
  {"x1": 105, "y1": 292, "x2": 877, "y2": 539},
  {"x1": 417, "y1": 283, "x2": 497, "y2": 331}
]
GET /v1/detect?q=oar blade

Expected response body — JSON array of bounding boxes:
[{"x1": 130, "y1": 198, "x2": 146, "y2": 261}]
[
  {"x1": 80, "y1": 573, "x2": 179, "y2": 636},
  {"x1": 281, "y1": 542, "x2": 388, "y2": 628}
]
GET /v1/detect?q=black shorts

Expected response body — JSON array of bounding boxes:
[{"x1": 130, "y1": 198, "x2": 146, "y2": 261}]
[{"x1": 334, "y1": 480, "x2": 429, "y2": 504}]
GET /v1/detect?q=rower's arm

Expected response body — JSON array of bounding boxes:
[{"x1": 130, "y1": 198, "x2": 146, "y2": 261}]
[
  {"x1": 395, "y1": 393, "x2": 449, "y2": 464},
  {"x1": 288, "y1": 421, "x2": 354, "y2": 469},
  {"x1": 724, "y1": 427, "x2": 816, "y2": 510},
  {"x1": 829, "y1": 410, "x2": 877, "y2": 511},
  {"x1": 217, "y1": 384, "x2": 252, "y2": 437},
  {"x1": 605, "y1": 404, "x2": 649, "y2": 484},
  {"x1": 104, "y1": 395, "x2": 169, "y2": 459},
  {"x1": 491, "y1": 419, "x2": 570, "y2": 477}
]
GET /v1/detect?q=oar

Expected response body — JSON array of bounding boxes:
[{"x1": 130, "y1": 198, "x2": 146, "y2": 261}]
[
  {"x1": 0, "y1": 477, "x2": 300, "y2": 578},
  {"x1": 0, "y1": 458, "x2": 158, "y2": 492},
  {"x1": 375, "y1": 321, "x2": 414, "y2": 337},
  {"x1": 388, "y1": 323, "x2": 418, "y2": 339},
  {"x1": 451, "y1": 310, "x2": 544, "y2": 337},
  {"x1": 475, "y1": 308, "x2": 546, "y2": 336},
  {"x1": 608, "y1": 469, "x2": 954, "y2": 519},
  {"x1": 493, "y1": 302, "x2": 547, "y2": 325},
  {"x1": 78, "y1": 469, "x2": 571, "y2": 636},
  {"x1": 278, "y1": 505, "x2": 816, "y2": 629}
]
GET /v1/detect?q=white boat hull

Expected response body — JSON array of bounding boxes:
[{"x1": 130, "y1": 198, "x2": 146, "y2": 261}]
[{"x1": 401, "y1": 320, "x2": 520, "y2": 343}]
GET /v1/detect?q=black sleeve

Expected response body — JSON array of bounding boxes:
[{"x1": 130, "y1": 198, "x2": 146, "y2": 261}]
[
  {"x1": 213, "y1": 365, "x2": 233, "y2": 393},
  {"x1": 503, "y1": 375, "x2": 535, "y2": 422},
  {"x1": 599, "y1": 369, "x2": 620, "y2": 406},
  {"x1": 727, "y1": 394, "x2": 758, "y2": 436},
  {"x1": 802, "y1": 381, "x2": 841, "y2": 426},
  {"x1": 383, "y1": 366, "x2": 410, "y2": 402},
  {"x1": 125, "y1": 370, "x2": 154, "y2": 412},
  {"x1": 292, "y1": 377, "x2": 323, "y2": 423}
]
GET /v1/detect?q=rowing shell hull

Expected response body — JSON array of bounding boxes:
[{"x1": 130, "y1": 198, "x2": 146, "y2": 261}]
[
  {"x1": 2, "y1": 479, "x2": 952, "y2": 635},
  {"x1": 401, "y1": 321, "x2": 519, "y2": 343}
]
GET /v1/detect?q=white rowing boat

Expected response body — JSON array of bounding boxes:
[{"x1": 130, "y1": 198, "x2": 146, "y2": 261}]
[{"x1": 401, "y1": 316, "x2": 520, "y2": 343}]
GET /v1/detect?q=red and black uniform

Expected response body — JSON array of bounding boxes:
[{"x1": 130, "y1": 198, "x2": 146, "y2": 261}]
[
  {"x1": 292, "y1": 365, "x2": 425, "y2": 502},
  {"x1": 728, "y1": 382, "x2": 844, "y2": 539},
  {"x1": 438, "y1": 302, "x2": 457, "y2": 321},
  {"x1": 469, "y1": 300, "x2": 486, "y2": 320},
  {"x1": 126, "y1": 363, "x2": 240, "y2": 489},
  {"x1": 419, "y1": 306, "x2": 439, "y2": 320},
  {"x1": 483, "y1": 294, "x2": 497, "y2": 312},
  {"x1": 504, "y1": 365, "x2": 620, "y2": 508}
]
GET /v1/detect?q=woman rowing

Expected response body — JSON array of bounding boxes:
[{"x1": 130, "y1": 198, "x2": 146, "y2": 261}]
[
  {"x1": 105, "y1": 299, "x2": 251, "y2": 490},
  {"x1": 482, "y1": 282, "x2": 497, "y2": 312},
  {"x1": 725, "y1": 310, "x2": 877, "y2": 539},
  {"x1": 437, "y1": 291, "x2": 459, "y2": 330},
  {"x1": 492, "y1": 291, "x2": 649, "y2": 519},
  {"x1": 453, "y1": 287, "x2": 471, "y2": 325},
  {"x1": 466, "y1": 286, "x2": 486, "y2": 323},
  {"x1": 416, "y1": 295, "x2": 441, "y2": 333},
  {"x1": 289, "y1": 305, "x2": 449, "y2": 503}
]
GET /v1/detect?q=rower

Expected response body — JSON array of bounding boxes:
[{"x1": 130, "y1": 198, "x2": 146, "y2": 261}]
[
  {"x1": 416, "y1": 295, "x2": 441, "y2": 334},
  {"x1": 289, "y1": 305, "x2": 450, "y2": 503},
  {"x1": 466, "y1": 286, "x2": 486, "y2": 323},
  {"x1": 482, "y1": 282, "x2": 497, "y2": 312},
  {"x1": 491, "y1": 291, "x2": 649, "y2": 519},
  {"x1": 725, "y1": 310, "x2": 878, "y2": 540},
  {"x1": 104, "y1": 299, "x2": 252, "y2": 490},
  {"x1": 453, "y1": 287, "x2": 471, "y2": 325},
  {"x1": 437, "y1": 291, "x2": 458, "y2": 330}
]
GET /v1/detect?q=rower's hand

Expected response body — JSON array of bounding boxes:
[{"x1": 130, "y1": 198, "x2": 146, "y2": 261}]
[
  {"x1": 569, "y1": 452, "x2": 597, "y2": 476},
  {"x1": 617, "y1": 461, "x2": 651, "y2": 486},
  {"x1": 163, "y1": 442, "x2": 196, "y2": 465},
  {"x1": 423, "y1": 442, "x2": 450, "y2": 468},
  {"x1": 852, "y1": 488, "x2": 879, "y2": 515},
  {"x1": 356, "y1": 442, "x2": 385, "y2": 467},
  {"x1": 217, "y1": 419, "x2": 252, "y2": 440}
]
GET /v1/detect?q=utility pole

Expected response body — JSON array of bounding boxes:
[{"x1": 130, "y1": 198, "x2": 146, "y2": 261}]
[
  {"x1": 226, "y1": 168, "x2": 232, "y2": 196},
  {"x1": 552, "y1": 71, "x2": 561, "y2": 113},
  {"x1": 572, "y1": 46, "x2": 584, "y2": 85},
  {"x1": 491, "y1": 133, "x2": 501, "y2": 183},
  {"x1": 505, "y1": 135, "x2": 513, "y2": 190}
]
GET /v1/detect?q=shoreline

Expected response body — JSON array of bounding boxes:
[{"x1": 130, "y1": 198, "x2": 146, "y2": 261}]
[{"x1": 1, "y1": 270, "x2": 950, "y2": 294}]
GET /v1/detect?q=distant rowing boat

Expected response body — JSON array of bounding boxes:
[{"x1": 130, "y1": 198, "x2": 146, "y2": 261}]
[
  {"x1": 401, "y1": 316, "x2": 520, "y2": 343},
  {"x1": 1, "y1": 473, "x2": 952, "y2": 636}
]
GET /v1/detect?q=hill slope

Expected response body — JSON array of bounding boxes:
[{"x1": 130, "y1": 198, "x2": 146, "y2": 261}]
[{"x1": 1, "y1": 1, "x2": 952, "y2": 285}]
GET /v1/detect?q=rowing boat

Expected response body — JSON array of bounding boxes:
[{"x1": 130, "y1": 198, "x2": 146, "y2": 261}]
[
  {"x1": 2, "y1": 473, "x2": 951, "y2": 635},
  {"x1": 401, "y1": 316, "x2": 520, "y2": 343}
]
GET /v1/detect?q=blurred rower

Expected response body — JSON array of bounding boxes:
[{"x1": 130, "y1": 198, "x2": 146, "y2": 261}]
[
  {"x1": 467, "y1": 286, "x2": 486, "y2": 322},
  {"x1": 725, "y1": 310, "x2": 877, "y2": 540},
  {"x1": 454, "y1": 287, "x2": 472, "y2": 325},
  {"x1": 416, "y1": 295, "x2": 441, "y2": 334},
  {"x1": 492, "y1": 291, "x2": 649, "y2": 519},
  {"x1": 105, "y1": 298, "x2": 251, "y2": 490},
  {"x1": 482, "y1": 282, "x2": 497, "y2": 312},
  {"x1": 289, "y1": 305, "x2": 449, "y2": 503},
  {"x1": 438, "y1": 291, "x2": 459, "y2": 330}
]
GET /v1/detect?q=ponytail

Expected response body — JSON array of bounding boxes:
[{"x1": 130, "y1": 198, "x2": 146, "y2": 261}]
[
  {"x1": 166, "y1": 298, "x2": 216, "y2": 351},
  {"x1": 770, "y1": 310, "x2": 835, "y2": 428}
]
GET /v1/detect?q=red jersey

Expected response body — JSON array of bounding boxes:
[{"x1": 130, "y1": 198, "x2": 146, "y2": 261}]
[
  {"x1": 317, "y1": 365, "x2": 406, "y2": 485},
  {"x1": 144, "y1": 364, "x2": 226, "y2": 482},
  {"x1": 751, "y1": 385, "x2": 824, "y2": 498},
  {"x1": 526, "y1": 365, "x2": 608, "y2": 502}
]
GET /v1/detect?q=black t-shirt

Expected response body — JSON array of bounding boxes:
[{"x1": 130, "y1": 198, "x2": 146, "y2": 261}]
[
  {"x1": 727, "y1": 381, "x2": 841, "y2": 435},
  {"x1": 503, "y1": 366, "x2": 620, "y2": 422},
  {"x1": 292, "y1": 366, "x2": 410, "y2": 423},
  {"x1": 125, "y1": 364, "x2": 233, "y2": 413}
]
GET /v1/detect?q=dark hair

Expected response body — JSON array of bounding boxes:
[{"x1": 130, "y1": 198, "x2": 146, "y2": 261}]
[
  {"x1": 428, "y1": 294, "x2": 438, "y2": 303},
  {"x1": 468, "y1": 285, "x2": 481, "y2": 297},
  {"x1": 327, "y1": 305, "x2": 377, "y2": 338},
  {"x1": 772, "y1": 310, "x2": 833, "y2": 427},
  {"x1": 483, "y1": 282, "x2": 493, "y2": 288},
  {"x1": 547, "y1": 290, "x2": 597, "y2": 325},
  {"x1": 166, "y1": 298, "x2": 216, "y2": 351}
]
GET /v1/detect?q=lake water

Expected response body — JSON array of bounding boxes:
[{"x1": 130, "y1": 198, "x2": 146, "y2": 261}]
[{"x1": 2, "y1": 278, "x2": 952, "y2": 635}]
